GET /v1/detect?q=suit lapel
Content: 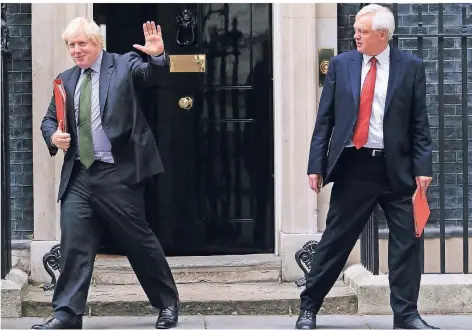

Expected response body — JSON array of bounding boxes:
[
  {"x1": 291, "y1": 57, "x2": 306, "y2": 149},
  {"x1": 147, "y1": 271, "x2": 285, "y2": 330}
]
[
  {"x1": 99, "y1": 51, "x2": 114, "y2": 117},
  {"x1": 384, "y1": 47, "x2": 403, "y2": 114},
  {"x1": 64, "y1": 67, "x2": 80, "y2": 136},
  {"x1": 349, "y1": 51, "x2": 363, "y2": 112}
]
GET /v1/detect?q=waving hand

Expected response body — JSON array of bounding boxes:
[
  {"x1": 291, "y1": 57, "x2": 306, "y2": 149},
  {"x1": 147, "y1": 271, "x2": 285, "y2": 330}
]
[{"x1": 133, "y1": 21, "x2": 164, "y2": 56}]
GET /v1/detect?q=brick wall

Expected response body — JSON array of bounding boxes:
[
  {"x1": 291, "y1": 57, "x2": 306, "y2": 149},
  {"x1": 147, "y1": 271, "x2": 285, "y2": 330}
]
[
  {"x1": 5, "y1": 3, "x2": 33, "y2": 240},
  {"x1": 337, "y1": 3, "x2": 472, "y2": 231}
]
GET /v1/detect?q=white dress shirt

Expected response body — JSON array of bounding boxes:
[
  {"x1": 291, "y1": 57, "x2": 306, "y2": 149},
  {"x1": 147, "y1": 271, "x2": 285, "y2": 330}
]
[{"x1": 347, "y1": 45, "x2": 390, "y2": 149}]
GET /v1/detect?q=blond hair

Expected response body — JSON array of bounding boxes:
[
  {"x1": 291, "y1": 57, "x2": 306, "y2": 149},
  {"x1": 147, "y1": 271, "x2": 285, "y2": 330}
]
[{"x1": 62, "y1": 17, "x2": 104, "y2": 48}]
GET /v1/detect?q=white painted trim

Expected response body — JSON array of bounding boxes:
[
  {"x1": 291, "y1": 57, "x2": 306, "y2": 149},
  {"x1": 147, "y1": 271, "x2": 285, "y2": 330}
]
[
  {"x1": 272, "y1": 3, "x2": 283, "y2": 256},
  {"x1": 100, "y1": 24, "x2": 107, "y2": 51}
]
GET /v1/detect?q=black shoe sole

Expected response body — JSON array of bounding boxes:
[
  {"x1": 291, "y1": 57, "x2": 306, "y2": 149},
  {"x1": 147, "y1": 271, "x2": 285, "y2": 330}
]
[
  {"x1": 156, "y1": 319, "x2": 178, "y2": 329},
  {"x1": 156, "y1": 324, "x2": 177, "y2": 329}
]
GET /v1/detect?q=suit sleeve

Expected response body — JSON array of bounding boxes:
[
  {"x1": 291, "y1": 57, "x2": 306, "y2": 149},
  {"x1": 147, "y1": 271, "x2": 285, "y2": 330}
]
[
  {"x1": 307, "y1": 57, "x2": 336, "y2": 175},
  {"x1": 411, "y1": 61, "x2": 433, "y2": 176},
  {"x1": 128, "y1": 51, "x2": 169, "y2": 87},
  {"x1": 41, "y1": 82, "x2": 59, "y2": 157}
]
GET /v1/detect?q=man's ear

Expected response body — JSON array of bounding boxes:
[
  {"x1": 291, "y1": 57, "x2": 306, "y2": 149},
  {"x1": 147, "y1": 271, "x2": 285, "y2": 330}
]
[{"x1": 381, "y1": 29, "x2": 388, "y2": 40}]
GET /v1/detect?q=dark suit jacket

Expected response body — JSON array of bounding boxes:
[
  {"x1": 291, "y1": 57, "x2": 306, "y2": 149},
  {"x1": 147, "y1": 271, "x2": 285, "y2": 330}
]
[
  {"x1": 41, "y1": 51, "x2": 167, "y2": 201},
  {"x1": 307, "y1": 47, "x2": 433, "y2": 192}
]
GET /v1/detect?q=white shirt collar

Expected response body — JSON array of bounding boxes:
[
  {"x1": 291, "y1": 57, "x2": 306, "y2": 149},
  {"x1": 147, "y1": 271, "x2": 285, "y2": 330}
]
[{"x1": 362, "y1": 45, "x2": 390, "y2": 67}]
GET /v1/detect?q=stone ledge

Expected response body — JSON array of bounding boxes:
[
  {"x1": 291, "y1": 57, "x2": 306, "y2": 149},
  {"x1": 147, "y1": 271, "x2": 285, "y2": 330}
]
[
  {"x1": 12, "y1": 240, "x2": 32, "y2": 250},
  {"x1": 22, "y1": 282, "x2": 357, "y2": 317},
  {"x1": 93, "y1": 254, "x2": 282, "y2": 285},
  {"x1": 31, "y1": 242, "x2": 282, "y2": 285},
  {"x1": 1, "y1": 269, "x2": 29, "y2": 318},
  {"x1": 343, "y1": 264, "x2": 472, "y2": 315}
]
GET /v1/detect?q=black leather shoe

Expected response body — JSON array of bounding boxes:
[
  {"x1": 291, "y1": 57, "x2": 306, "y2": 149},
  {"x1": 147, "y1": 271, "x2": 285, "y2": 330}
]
[
  {"x1": 393, "y1": 316, "x2": 439, "y2": 329},
  {"x1": 31, "y1": 317, "x2": 82, "y2": 329},
  {"x1": 295, "y1": 309, "x2": 316, "y2": 329},
  {"x1": 156, "y1": 301, "x2": 180, "y2": 329}
]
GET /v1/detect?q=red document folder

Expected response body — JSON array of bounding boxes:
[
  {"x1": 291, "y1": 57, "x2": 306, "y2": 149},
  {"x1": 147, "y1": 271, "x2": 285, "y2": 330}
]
[
  {"x1": 412, "y1": 186, "x2": 431, "y2": 238},
  {"x1": 53, "y1": 79, "x2": 67, "y2": 132}
]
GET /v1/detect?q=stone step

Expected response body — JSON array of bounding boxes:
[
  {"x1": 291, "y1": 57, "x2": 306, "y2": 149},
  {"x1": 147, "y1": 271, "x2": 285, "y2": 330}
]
[
  {"x1": 91, "y1": 254, "x2": 282, "y2": 285},
  {"x1": 22, "y1": 282, "x2": 357, "y2": 317}
]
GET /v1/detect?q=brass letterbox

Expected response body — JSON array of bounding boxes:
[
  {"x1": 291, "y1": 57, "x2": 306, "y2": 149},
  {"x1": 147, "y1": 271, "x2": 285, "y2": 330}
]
[{"x1": 169, "y1": 54, "x2": 206, "y2": 73}]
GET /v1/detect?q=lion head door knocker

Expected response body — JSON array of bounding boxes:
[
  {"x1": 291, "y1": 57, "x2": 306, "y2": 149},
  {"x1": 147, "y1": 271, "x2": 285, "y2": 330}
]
[{"x1": 176, "y1": 9, "x2": 197, "y2": 46}]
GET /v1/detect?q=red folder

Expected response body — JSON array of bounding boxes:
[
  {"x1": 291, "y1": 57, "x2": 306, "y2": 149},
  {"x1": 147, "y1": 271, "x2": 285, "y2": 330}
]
[
  {"x1": 412, "y1": 186, "x2": 430, "y2": 237},
  {"x1": 53, "y1": 79, "x2": 67, "y2": 132}
]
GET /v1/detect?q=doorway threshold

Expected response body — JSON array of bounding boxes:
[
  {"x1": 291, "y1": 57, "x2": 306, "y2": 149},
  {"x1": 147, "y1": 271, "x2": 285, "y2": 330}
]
[{"x1": 93, "y1": 254, "x2": 282, "y2": 285}]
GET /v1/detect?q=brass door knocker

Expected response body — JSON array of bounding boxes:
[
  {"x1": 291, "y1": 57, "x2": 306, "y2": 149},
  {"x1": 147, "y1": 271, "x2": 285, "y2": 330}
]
[{"x1": 176, "y1": 9, "x2": 197, "y2": 46}]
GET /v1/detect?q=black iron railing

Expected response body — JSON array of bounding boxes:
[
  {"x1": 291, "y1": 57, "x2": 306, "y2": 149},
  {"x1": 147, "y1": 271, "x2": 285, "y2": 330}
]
[
  {"x1": 356, "y1": 3, "x2": 471, "y2": 275},
  {"x1": 1, "y1": 3, "x2": 12, "y2": 279}
]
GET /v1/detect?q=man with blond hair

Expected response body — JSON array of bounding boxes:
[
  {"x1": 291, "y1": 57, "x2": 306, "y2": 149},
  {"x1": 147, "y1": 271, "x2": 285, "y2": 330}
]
[
  {"x1": 33, "y1": 17, "x2": 179, "y2": 329},
  {"x1": 296, "y1": 4, "x2": 438, "y2": 329}
]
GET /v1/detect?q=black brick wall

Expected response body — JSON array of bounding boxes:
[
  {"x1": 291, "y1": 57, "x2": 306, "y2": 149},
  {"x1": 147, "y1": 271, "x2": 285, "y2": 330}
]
[
  {"x1": 5, "y1": 3, "x2": 33, "y2": 240},
  {"x1": 337, "y1": 3, "x2": 472, "y2": 230}
]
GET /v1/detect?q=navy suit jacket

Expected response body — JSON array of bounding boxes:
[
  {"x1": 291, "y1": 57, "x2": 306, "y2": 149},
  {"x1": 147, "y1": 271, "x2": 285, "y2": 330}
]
[
  {"x1": 41, "y1": 51, "x2": 168, "y2": 201},
  {"x1": 307, "y1": 47, "x2": 433, "y2": 192}
]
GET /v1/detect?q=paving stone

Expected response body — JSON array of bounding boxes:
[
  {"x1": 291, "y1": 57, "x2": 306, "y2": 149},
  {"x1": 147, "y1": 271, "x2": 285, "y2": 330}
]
[{"x1": 3, "y1": 315, "x2": 472, "y2": 330}]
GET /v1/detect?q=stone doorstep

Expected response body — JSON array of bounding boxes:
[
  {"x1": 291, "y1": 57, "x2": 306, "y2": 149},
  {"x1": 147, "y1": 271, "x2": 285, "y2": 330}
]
[
  {"x1": 343, "y1": 263, "x2": 472, "y2": 315},
  {"x1": 92, "y1": 254, "x2": 282, "y2": 285},
  {"x1": 1, "y1": 269, "x2": 29, "y2": 318},
  {"x1": 31, "y1": 243, "x2": 286, "y2": 285},
  {"x1": 22, "y1": 281, "x2": 357, "y2": 317}
]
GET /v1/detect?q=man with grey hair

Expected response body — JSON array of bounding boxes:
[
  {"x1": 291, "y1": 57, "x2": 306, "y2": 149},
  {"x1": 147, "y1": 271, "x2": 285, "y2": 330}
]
[
  {"x1": 296, "y1": 4, "x2": 438, "y2": 329},
  {"x1": 33, "y1": 17, "x2": 180, "y2": 329}
]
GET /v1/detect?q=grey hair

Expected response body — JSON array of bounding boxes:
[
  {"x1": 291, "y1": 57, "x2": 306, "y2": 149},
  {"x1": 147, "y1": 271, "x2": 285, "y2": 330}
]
[
  {"x1": 356, "y1": 4, "x2": 395, "y2": 40},
  {"x1": 62, "y1": 17, "x2": 104, "y2": 48}
]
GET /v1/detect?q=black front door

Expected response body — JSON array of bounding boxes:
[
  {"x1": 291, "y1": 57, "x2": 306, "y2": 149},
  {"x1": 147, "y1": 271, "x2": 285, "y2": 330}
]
[{"x1": 94, "y1": 3, "x2": 274, "y2": 256}]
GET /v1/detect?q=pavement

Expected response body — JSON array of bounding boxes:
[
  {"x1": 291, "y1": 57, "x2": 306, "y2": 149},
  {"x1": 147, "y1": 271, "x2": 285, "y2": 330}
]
[{"x1": 2, "y1": 315, "x2": 472, "y2": 329}]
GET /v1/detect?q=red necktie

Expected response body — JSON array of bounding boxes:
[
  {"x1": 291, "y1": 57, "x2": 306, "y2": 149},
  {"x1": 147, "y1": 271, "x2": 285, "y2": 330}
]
[{"x1": 352, "y1": 57, "x2": 377, "y2": 149}]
